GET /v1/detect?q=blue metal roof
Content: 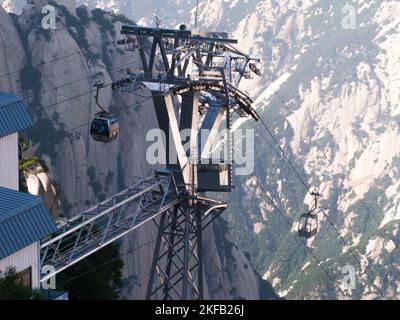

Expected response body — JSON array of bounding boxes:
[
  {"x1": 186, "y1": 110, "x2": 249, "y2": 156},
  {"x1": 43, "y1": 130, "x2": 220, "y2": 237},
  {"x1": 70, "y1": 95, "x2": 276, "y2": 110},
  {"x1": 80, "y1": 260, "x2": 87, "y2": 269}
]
[
  {"x1": 0, "y1": 187, "x2": 57, "y2": 259},
  {"x1": 0, "y1": 92, "x2": 33, "y2": 138}
]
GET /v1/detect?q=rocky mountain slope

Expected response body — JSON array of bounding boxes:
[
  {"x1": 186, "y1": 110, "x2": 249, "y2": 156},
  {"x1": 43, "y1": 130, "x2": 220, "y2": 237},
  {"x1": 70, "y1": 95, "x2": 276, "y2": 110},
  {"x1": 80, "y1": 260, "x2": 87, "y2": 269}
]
[
  {"x1": 236, "y1": 0, "x2": 400, "y2": 300},
  {"x1": 0, "y1": 0, "x2": 277, "y2": 299},
  {"x1": 184, "y1": 0, "x2": 400, "y2": 300}
]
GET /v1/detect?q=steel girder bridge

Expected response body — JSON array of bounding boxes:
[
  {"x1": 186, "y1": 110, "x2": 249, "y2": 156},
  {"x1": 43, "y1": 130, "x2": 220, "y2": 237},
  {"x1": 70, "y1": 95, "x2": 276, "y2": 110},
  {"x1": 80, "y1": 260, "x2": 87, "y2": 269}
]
[{"x1": 40, "y1": 23, "x2": 260, "y2": 300}]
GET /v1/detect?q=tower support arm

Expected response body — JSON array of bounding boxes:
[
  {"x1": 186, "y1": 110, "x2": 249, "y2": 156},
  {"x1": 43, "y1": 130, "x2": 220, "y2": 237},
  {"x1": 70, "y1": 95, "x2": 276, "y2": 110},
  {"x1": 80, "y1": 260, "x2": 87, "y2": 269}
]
[
  {"x1": 152, "y1": 93, "x2": 191, "y2": 189},
  {"x1": 200, "y1": 107, "x2": 226, "y2": 159}
]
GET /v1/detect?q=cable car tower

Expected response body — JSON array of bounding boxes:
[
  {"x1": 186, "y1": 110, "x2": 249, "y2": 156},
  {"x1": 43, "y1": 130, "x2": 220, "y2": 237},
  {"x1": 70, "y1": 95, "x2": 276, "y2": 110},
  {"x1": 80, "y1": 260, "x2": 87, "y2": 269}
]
[
  {"x1": 113, "y1": 23, "x2": 261, "y2": 300},
  {"x1": 39, "y1": 23, "x2": 261, "y2": 301}
]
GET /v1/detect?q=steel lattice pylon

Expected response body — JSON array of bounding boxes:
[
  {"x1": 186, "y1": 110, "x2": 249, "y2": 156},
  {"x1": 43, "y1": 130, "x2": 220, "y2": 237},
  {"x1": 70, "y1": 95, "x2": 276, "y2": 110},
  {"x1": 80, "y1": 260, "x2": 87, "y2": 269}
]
[
  {"x1": 114, "y1": 23, "x2": 260, "y2": 300},
  {"x1": 146, "y1": 199, "x2": 227, "y2": 300}
]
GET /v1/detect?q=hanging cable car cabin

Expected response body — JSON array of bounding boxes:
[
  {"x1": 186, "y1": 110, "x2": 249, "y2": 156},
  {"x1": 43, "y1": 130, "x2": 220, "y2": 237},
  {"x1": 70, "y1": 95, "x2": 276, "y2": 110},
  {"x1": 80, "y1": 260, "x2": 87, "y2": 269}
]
[
  {"x1": 90, "y1": 111, "x2": 120, "y2": 143},
  {"x1": 298, "y1": 212, "x2": 318, "y2": 238},
  {"x1": 90, "y1": 83, "x2": 120, "y2": 143},
  {"x1": 298, "y1": 192, "x2": 320, "y2": 239}
]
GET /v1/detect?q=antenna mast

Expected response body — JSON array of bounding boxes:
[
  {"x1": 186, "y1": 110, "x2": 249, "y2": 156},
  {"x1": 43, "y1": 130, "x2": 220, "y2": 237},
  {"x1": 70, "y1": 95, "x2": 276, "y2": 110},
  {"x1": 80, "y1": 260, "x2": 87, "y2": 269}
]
[{"x1": 195, "y1": 0, "x2": 200, "y2": 32}]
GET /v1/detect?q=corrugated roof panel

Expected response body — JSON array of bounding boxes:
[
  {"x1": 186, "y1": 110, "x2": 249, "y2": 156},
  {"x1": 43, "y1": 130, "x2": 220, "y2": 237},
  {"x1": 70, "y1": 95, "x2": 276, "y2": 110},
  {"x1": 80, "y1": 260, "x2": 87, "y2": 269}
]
[
  {"x1": 0, "y1": 187, "x2": 57, "y2": 259},
  {"x1": 0, "y1": 92, "x2": 33, "y2": 138}
]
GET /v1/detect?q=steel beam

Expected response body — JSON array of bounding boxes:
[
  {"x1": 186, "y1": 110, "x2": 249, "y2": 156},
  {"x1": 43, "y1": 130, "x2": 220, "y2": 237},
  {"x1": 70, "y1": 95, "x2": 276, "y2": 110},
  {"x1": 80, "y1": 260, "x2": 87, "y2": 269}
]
[
  {"x1": 40, "y1": 175, "x2": 178, "y2": 283},
  {"x1": 145, "y1": 200, "x2": 227, "y2": 300}
]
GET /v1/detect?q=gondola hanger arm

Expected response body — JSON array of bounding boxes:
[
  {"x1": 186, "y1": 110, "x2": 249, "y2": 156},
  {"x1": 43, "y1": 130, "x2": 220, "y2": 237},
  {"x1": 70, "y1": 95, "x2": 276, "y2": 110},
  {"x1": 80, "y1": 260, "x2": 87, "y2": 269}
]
[{"x1": 94, "y1": 82, "x2": 107, "y2": 113}]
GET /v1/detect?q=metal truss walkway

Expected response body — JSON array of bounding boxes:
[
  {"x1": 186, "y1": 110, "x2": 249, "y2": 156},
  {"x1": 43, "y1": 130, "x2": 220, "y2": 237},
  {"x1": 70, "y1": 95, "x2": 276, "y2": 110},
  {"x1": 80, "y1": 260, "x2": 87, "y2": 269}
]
[{"x1": 40, "y1": 173, "x2": 179, "y2": 283}]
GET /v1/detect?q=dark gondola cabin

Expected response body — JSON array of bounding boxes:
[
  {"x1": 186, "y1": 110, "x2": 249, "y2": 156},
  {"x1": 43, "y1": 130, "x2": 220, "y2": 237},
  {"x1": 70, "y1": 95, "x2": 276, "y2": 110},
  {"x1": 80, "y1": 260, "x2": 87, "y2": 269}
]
[
  {"x1": 298, "y1": 213, "x2": 318, "y2": 238},
  {"x1": 90, "y1": 111, "x2": 120, "y2": 143},
  {"x1": 297, "y1": 191, "x2": 320, "y2": 239}
]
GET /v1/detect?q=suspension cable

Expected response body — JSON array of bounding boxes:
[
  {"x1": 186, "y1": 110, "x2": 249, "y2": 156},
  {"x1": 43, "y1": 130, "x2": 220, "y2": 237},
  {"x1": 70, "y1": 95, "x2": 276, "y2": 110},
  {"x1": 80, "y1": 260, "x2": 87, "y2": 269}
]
[
  {"x1": 231, "y1": 148, "x2": 346, "y2": 296},
  {"x1": 21, "y1": 59, "x2": 140, "y2": 104},
  {"x1": 0, "y1": 39, "x2": 125, "y2": 80}
]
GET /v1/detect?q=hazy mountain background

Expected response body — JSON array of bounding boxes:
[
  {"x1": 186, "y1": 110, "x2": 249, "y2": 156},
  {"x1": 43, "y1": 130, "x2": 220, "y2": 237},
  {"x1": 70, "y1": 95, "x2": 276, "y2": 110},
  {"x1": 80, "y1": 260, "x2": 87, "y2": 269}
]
[{"x1": 1, "y1": 0, "x2": 400, "y2": 299}]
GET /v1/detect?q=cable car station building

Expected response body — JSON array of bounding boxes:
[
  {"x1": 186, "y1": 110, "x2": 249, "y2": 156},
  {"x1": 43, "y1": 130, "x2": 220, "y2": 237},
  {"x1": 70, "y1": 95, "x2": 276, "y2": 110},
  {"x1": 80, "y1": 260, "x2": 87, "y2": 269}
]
[{"x1": 0, "y1": 92, "x2": 56, "y2": 290}]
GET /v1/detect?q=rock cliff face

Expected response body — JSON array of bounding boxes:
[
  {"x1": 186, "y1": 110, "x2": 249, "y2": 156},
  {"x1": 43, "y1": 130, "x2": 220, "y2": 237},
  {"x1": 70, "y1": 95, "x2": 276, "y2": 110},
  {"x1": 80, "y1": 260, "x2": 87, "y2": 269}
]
[
  {"x1": 0, "y1": 1, "x2": 274, "y2": 299},
  {"x1": 0, "y1": 5, "x2": 25, "y2": 93},
  {"x1": 25, "y1": 168, "x2": 64, "y2": 219}
]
